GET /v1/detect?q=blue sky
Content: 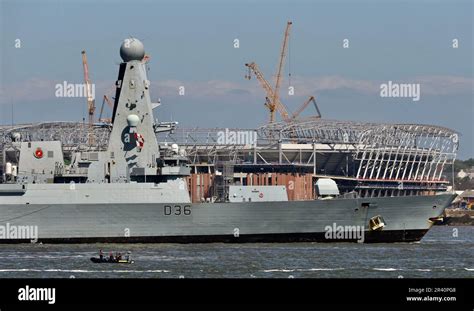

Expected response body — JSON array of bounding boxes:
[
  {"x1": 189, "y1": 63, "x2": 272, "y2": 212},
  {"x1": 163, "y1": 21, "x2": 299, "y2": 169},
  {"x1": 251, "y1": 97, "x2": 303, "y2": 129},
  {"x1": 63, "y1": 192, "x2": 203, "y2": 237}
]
[{"x1": 0, "y1": 0, "x2": 473, "y2": 158}]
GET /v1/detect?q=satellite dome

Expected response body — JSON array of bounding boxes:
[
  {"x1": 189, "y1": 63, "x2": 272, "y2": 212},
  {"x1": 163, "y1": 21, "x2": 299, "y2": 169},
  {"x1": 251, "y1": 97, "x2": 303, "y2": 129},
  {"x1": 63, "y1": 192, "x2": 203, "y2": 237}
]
[{"x1": 120, "y1": 38, "x2": 145, "y2": 62}]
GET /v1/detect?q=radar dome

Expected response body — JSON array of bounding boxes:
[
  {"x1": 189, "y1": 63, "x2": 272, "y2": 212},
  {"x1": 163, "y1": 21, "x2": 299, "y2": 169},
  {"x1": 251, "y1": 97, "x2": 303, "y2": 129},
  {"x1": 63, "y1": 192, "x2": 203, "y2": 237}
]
[
  {"x1": 120, "y1": 38, "x2": 145, "y2": 62},
  {"x1": 127, "y1": 114, "x2": 140, "y2": 127}
]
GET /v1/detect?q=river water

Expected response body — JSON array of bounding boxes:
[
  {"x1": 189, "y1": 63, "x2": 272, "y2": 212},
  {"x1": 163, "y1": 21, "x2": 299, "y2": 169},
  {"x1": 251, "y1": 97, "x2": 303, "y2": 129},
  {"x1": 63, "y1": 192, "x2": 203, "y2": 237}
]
[{"x1": 0, "y1": 226, "x2": 472, "y2": 278}]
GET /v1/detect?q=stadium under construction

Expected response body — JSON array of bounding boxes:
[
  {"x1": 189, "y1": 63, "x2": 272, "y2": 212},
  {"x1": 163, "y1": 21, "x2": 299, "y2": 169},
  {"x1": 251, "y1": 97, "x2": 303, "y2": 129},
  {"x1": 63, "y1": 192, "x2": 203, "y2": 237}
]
[{"x1": 0, "y1": 118, "x2": 459, "y2": 202}]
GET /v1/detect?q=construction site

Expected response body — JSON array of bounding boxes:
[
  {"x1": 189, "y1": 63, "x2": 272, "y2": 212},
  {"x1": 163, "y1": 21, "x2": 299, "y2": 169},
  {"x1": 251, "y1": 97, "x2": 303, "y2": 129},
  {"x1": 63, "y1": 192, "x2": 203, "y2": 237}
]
[{"x1": 0, "y1": 22, "x2": 459, "y2": 202}]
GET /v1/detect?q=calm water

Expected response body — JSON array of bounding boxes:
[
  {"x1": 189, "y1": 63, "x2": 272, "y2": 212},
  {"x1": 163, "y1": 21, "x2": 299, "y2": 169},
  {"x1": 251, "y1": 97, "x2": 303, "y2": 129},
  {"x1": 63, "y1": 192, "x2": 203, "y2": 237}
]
[{"x1": 0, "y1": 226, "x2": 472, "y2": 278}]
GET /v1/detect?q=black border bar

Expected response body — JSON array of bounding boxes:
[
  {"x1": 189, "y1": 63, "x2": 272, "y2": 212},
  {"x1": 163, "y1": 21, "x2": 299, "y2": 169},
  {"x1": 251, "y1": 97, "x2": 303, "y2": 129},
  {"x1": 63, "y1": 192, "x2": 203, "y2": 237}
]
[{"x1": 0, "y1": 278, "x2": 472, "y2": 306}]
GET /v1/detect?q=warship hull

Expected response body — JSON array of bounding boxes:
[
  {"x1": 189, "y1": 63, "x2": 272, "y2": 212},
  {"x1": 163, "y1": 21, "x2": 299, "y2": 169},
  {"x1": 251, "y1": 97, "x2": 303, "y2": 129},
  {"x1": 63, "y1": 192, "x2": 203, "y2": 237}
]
[{"x1": 0, "y1": 192, "x2": 455, "y2": 243}]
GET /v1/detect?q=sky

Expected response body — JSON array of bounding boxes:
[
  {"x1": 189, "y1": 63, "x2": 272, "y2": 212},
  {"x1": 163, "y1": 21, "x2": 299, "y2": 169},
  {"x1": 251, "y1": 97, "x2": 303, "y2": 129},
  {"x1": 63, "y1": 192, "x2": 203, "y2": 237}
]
[{"x1": 0, "y1": 0, "x2": 473, "y2": 158}]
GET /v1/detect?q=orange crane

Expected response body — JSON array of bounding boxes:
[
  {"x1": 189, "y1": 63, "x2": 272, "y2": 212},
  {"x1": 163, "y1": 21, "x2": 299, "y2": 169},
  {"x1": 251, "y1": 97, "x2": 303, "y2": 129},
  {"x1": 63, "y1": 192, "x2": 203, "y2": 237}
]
[
  {"x1": 98, "y1": 95, "x2": 113, "y2": 124},
  {"x1": 81, "y1": 50, "x2": 95, "y2": 145},
  {"x1": 246, "y1": 21, "x2": 322, "y2": 123},
  {"x1": 245, "y1": 62, "x2": 291, "y2": 123},
  {"x1": 245, "y1": 21, "x2": 292, "y2": 123},
  {"x1": 272, "y1": 21, "x2": 292, "y2": 122}
]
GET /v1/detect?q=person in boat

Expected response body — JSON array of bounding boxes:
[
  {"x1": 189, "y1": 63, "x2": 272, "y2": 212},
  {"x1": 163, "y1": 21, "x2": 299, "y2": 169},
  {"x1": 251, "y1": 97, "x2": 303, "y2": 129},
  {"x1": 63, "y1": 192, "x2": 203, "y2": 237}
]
[
  {"x1": 99, "y1": 249, "x2": 103, "y2": 260},
  {"x1": 109, "y1": 251, "x2": 114, "y2": 262},
  {"x1": 117, "y1": 252, "x2": 122, "y2": 261}
]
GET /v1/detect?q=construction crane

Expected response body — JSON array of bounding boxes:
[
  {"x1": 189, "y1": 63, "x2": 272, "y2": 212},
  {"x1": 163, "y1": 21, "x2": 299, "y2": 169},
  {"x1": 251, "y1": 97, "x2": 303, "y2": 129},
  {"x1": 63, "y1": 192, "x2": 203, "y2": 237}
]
[
  {"x1": 81, "y1": 50, "x2": 95, "y2": 145},
  {"x1": 245, "y1": 21, "x2": 292, "y2": 123},
  {"x1": 291, "y1": 96, "x2": 322, "y2": 120},
  {"x1": 98, "y1": 95, "x2": 113, "y2": 124},
  {"x1": 272, "y1": 21, "x2": 292, "y2": 122},
  {"x1": 246, "y1": 21, "x2": 321, "y2": 123},
  {"x1": 245, "y1": 62, "x2": 291, "y2": 123}
]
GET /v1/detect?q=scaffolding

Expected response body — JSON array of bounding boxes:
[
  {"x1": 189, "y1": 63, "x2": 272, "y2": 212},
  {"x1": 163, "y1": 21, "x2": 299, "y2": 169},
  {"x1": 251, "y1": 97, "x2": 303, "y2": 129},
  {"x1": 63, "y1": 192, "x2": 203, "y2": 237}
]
[
  {"x1": 0, "y1": 118, "x2": 458, "y2": 197},
  {"x1": 214, "y1": 161, "x2": 235, "y2": 202},
  {"x1": 0, "y1": 122, "x2": 111, "y2": 152}
]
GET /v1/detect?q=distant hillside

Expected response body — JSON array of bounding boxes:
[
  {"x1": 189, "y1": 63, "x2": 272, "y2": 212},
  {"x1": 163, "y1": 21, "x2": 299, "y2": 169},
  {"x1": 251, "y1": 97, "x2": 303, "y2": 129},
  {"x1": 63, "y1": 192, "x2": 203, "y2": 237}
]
[
  {"x1": 442, "y1": 158, "x2": 474, "y2": 190},
  {"x1": 453, "y1": 158, "x2": 474, "y2": 172}
]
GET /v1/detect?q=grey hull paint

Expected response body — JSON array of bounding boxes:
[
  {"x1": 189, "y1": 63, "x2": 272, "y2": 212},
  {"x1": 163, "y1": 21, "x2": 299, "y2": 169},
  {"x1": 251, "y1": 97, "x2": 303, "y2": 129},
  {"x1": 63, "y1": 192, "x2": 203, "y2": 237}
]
[{"x1": 0, "y1": 193, "x2": 455, "y2": 243}]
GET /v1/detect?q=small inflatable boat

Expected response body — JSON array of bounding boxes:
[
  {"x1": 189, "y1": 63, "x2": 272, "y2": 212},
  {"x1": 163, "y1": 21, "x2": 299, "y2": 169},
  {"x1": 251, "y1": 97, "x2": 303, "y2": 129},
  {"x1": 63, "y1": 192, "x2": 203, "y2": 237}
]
[{"x1": 90, "y1": 257, "x2": 134, "y2": 264}]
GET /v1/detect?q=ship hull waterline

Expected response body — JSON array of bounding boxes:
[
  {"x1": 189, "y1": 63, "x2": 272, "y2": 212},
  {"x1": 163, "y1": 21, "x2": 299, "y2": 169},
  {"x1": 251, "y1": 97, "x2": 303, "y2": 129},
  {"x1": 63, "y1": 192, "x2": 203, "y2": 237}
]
[{"x1": 0, "y1": 194, "x2": 455, "y2": 244}]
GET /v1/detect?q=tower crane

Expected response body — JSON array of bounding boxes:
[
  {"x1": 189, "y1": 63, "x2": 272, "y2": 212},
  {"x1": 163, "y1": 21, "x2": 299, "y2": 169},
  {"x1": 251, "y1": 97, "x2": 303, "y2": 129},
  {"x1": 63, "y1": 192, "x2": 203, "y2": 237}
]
[
  {"x1": 245, "y1": 62, "x2": 291, "y2": 123},
  {"x1": 245, "y1": 21, "x2": 292, "y2": 123},
  {"x1": 245, "y1": 21, "x2": 321, "y2": 123},
  {"x1": 81, "y1": 50, "x2": 95, "y2": 145},
  {"x1": 271, "y1": 21, "x2": 292, "y2": 122},
  {"x1": 98, "y1": 95, "x2": 113, "y2": 124}
]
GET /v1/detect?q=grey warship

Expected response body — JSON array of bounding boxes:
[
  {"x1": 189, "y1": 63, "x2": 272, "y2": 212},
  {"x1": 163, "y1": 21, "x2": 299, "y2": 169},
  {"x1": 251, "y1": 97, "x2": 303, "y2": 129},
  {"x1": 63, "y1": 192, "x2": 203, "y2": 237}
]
[{"x1": 0, "y1": 38, "x2": 456, "y2": 243}]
